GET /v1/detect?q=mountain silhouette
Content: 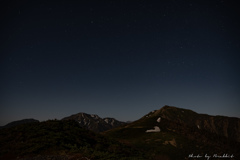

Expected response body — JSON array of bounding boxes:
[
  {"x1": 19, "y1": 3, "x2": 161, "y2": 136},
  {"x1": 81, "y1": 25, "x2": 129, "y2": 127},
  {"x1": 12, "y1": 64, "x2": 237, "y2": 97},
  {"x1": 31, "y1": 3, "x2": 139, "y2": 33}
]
[
  {"x1": 62, "y1": 112, "x2": 125, "y2": 132},
  {"x1": 1, "y1": 105, "x2": 239, "y2": 160}
]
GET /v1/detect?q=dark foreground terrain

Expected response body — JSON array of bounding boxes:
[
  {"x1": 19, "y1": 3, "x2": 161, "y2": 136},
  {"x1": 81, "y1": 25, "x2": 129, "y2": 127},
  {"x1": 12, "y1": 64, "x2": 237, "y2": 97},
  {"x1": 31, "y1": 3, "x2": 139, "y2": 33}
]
[
  {"x1": 0, "y1": 120, "x2": 144, "y2": 160},
  {"x1": 1, "y1": 106, "x2": 239, "y2": 160}
]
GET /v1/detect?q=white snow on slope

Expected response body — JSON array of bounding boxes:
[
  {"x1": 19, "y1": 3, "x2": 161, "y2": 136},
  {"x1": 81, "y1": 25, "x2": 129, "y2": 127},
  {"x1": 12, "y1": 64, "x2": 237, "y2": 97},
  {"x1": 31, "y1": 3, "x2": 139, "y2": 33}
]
[
  {"x1": 104, "y1": 119, "x2": 109, "y2": 123},
  {"x1": 146, "y1": 117, "x2": 161, "y2": 133},
  {"x1": 146, "y1": 126, "x2": 160, "y2": 132},
  {"x1": 111, "y1": 119, "x2": 115, "y2": 125}
]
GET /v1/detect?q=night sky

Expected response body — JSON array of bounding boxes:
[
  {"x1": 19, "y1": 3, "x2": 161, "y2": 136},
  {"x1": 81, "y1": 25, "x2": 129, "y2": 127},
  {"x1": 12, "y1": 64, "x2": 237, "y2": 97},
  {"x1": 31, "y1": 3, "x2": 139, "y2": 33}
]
[{"x1": 1, "y1": 0, "x2": 240, "y2": 125}]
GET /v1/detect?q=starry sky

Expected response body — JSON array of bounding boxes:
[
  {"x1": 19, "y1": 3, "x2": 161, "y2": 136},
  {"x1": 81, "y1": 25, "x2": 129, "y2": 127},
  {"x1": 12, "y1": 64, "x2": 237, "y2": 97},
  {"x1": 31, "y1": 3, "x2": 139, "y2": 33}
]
[{"x1": 1, "y1": 0, "x2": 240, "y2": 125}]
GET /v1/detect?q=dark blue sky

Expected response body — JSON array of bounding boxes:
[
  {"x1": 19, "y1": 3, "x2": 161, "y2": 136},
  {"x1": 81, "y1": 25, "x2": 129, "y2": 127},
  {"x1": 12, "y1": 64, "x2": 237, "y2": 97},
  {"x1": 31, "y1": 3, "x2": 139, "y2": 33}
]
[{"x1": 1, "y1": 0, "x2": 240, "y2": 125}]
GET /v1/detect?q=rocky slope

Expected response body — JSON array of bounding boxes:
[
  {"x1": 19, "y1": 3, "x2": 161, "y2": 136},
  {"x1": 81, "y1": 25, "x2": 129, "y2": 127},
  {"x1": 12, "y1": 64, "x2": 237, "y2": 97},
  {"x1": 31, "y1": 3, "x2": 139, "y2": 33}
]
[{"x1": 62, "y1": 112, "x2": 126, "y2": 132}]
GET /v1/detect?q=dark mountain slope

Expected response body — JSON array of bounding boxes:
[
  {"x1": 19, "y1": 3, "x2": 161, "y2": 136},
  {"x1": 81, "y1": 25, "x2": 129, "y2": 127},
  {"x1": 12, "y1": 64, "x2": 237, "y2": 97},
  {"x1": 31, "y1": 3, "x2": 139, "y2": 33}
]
[
  {"x1": 105, "y1": 105, "x2": 240, "y2": 160},
  {"x1": 157, "y1": 105, "x2": 240, "y2": 142},
  {"x1": 62, "y1": 112, "x2": 125, "y2": 132}
]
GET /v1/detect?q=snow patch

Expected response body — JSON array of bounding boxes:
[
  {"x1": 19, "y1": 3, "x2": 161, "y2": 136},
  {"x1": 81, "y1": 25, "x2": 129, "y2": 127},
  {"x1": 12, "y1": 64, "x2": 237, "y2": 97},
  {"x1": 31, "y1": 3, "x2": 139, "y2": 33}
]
[
  {"x1": 111, "y1": 119, "x2": 115, "y2": 125},
  {"x1": 83, "y1": 119, "x2": 87, "y2": 125},
  {"x1": 157, "y1": 117, "x2": 161, "y2": 123},
  {"x1": 146, "y1": 126, "x2": 160, "y2": 133},
  {"x1": 104, "y1": 119, "x2": 109, "y2": 123}
]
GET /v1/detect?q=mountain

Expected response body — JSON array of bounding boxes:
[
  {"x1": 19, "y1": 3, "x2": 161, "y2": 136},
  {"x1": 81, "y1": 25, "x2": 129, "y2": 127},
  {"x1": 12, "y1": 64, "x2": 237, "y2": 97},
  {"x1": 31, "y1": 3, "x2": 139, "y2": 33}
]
[
  {"x1": 1, "y1": 106, "x2": 239, "y2": 159},
  {"x1": 62, "y1": 112, "x2": 126, "y2": 132},
  {"x1": 105, "y1": 105, "x2": 240, "y2": 160},
  {"x1": 0, "y1": 120, "x2": 145, "y2": 160},
  {"x1": 0, "y1": 119, "x2": 39, "y2": 129},
  {"x1": 157, "y1": 105, "x2": 240, "y2": 142}
]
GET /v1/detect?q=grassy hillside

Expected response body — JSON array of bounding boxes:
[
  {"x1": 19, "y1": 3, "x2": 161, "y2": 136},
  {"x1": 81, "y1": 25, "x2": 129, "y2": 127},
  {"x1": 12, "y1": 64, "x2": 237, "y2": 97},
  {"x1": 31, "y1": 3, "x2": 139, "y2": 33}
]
[{"x1": 0, "y1": 120, "x2": 145, "y2": 160}]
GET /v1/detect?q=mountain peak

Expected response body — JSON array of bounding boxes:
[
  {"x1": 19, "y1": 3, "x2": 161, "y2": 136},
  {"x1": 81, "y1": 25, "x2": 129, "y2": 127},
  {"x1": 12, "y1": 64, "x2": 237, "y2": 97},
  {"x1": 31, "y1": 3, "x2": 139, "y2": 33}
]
[
  {"x1": 143, "y1": 105, "x2": 195, "y2": 119},
  {"x1": 159, "y1": 105, "x2": 196, "y2": 114},
  {"x1": 62, "y1": 112, "x2": 125, "y2": 132},
  {"x1": 125, "y1": 105, "x2": 240, "y2": 143},
  {"x1": 153, "y1": 105, "x2": 240, "y2": 142}
]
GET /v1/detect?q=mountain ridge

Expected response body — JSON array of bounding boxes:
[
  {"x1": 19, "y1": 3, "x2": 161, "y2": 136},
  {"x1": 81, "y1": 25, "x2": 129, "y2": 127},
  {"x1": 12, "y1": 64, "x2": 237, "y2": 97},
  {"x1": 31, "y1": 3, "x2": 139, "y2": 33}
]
[
  {"x1": 156, "y1": 105, "x2": 240, "y2": 142},
  {"x1": 0, "y1": 119, "x2": 39, "y2": 129},
  {"x1": 105, "y1": 105, "x2": 240, "y2": 159},
  {"x1": 62, "y1": 112, "x2": 126, "y2": 132}
]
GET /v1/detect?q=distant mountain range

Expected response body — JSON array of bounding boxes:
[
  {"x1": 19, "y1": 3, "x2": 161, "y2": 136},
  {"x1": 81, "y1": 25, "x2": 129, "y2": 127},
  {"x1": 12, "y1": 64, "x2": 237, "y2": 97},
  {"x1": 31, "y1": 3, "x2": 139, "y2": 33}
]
[
  {"x1": 1, "y1": 105, "x2": 240, "y2": 160},
  {"x1": 62, "y1": 112, "x2": 126, "y2": 132},
  {"x1": 0, "y1": 119, "x2": 39, "y2": 129},
  {"x1": 1, "y1": 113, "x2": 125, "y2": 133}
]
